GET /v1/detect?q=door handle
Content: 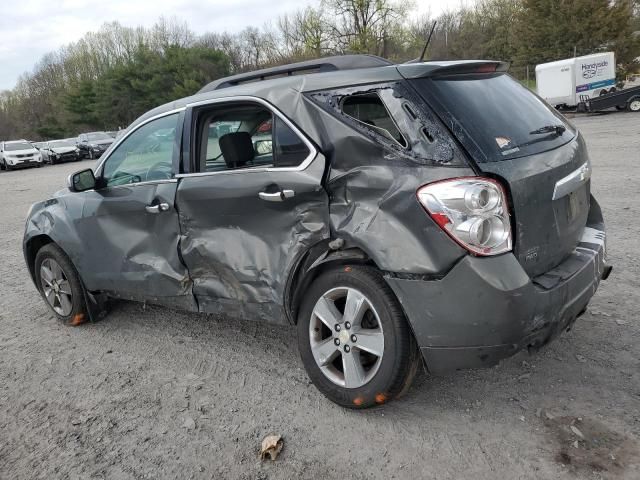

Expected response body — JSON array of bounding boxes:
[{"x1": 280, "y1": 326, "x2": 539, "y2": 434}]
[
  {"x1": 258, "y1": 189, "x2": 295, "y2": 202},
  {"x1": 145, "y1": 202, "x2": 170, "y2": 213}
]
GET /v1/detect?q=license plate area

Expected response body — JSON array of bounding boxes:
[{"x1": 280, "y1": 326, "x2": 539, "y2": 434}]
[{"x1": 557, "y1": 184, "x2": 588, "y2": 227}]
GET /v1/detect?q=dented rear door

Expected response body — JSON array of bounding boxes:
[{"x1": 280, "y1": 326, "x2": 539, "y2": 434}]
[{"x1": 176, "y1": 104, "x2": 329, "y2": 324}]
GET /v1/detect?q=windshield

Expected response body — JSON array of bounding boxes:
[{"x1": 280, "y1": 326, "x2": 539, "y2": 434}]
[
  {"x1": 87, "y1": 132, "x2": 112, "y2": 141},
  {"x1": 5, "y1": 142, "x2": 33, "y2": 152},
  {"x1": 411, "y1": 74, "x2": 575, "y2": 162},
  {"x1": 49, "y1": 140, "x2": 76, "y2": 147}
]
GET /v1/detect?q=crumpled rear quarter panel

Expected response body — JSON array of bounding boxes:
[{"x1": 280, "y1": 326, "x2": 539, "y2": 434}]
[{"x1": 291, "y1": 85, "x2": 473, "y2": 275}]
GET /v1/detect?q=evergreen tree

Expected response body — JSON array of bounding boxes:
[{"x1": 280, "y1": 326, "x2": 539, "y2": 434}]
[{"x1": 516, "y1": 0, "x2": 639, "y2": 72}]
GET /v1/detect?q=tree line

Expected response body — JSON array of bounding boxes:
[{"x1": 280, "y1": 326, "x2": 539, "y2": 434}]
[{"x1": 1, "y1": 0, "x2": 638, "y2": 141}]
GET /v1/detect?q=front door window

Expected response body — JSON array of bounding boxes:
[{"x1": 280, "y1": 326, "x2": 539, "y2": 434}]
[{"x1": 102, "y1": 114, "x2": 178, "y2": 187}]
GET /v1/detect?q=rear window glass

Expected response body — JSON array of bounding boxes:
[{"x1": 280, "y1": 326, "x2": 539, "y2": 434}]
[{"x1": 412, "y1": 74, "x2": 575, "y2": 162}]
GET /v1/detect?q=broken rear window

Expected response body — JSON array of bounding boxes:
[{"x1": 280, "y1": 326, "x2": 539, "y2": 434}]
[
  {"x1": 341, "y1": 93, "x2": 407, "y2": 148},
  {"x1": 309, "y1": 82, "x2": 468, "y2": 167}
]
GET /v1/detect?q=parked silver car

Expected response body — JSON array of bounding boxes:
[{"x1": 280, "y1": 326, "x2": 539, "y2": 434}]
[{"x1": 39, "y1": 139, "x2": 82, "y2": 164}]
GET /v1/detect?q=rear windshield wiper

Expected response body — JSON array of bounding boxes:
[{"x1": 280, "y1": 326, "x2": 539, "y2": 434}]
[
  {"x1": 529, "y1": 124, "x2": 566, "y2": 136},
  {"x1": 499, "y1": 124, "x2": 570, "y2": 155}
]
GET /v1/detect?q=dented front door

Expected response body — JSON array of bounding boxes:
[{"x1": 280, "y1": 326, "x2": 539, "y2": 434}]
[
  {"x1": 73, "y1": 112, "x2": 195, "y2": 308},
  {"x1": 75, "y1": 181, "x2": 193, "y2": 306}
]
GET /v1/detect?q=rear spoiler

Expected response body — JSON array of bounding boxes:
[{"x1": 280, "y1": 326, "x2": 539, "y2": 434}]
[{"x1": 397, "y1": 60, "x2": 510, "y2": 79}]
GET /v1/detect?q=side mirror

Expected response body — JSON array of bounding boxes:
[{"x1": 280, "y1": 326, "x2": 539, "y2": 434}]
[{"x1": 67, "y1": 169, "x2": 96, "y2": 192}]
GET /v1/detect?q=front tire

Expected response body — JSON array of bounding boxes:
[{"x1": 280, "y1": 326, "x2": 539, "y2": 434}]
[
  {"x1": 297, "y1": 265, "x2": 420, "y2": 408},
  {"x1": 34, "y1": 244, "x2": 88, "y2": 326}
]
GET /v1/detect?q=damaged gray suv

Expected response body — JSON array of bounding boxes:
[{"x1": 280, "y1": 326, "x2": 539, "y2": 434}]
[{"x1": 24, "y1": 55, "x2": 611, "y2": 408}]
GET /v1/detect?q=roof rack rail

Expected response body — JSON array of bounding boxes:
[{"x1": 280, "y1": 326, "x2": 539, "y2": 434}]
[{"x1": 198, "y1": 54, "x2": 394, "y2": 93}]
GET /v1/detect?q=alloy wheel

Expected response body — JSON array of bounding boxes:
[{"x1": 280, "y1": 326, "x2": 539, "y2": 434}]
[
  {"x1": 309, "y1": 287, "x2": 384, "y2": 388},
  {"x1": 39, "y1": 258, "x2": 73, "y2": 316},
  {"x1": 629, "y1": 100, "x2": 640, "y2": 112}
]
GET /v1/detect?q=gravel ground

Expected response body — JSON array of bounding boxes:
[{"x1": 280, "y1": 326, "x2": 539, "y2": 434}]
[{"x1": 1, "y1": 113, "x2": 639, "y2": 480}]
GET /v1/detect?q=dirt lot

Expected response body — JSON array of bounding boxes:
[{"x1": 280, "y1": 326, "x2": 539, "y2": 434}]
[{"x1": 1, "y1": 113, "x2": 639, "y2": 480}]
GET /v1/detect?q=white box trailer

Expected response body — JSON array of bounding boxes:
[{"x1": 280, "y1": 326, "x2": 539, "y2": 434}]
[{"x1": 535, "y1": 52, "x2": 616, "y2": 107}]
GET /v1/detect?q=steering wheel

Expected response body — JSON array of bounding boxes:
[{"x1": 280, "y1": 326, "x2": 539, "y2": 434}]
[{"x1": 145, "y1": 161, "x2": 173, "y2": 181}]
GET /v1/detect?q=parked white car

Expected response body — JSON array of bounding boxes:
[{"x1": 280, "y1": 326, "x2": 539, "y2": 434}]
[{"x1": 0, "y1": 140, "x2": 43, "y2": 170}]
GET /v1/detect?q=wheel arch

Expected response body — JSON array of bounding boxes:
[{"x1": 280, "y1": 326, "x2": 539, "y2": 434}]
[
  {"x1": 25, "y1": 233, "x2": 108, "y2": 322},
  {"x1": 284, "y1": 240, "x2": 381, "y2": 325},
  {"x1": 24, "y1": 234, "x2": 54, "y2": 284}
]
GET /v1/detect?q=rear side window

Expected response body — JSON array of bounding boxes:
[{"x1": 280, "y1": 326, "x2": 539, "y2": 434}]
[
  {"x1": 412, "y1": 74, "x2": 576, "y2": 162},
  {"x1": 341, "y1": 93, "x2": 407, "y2": 148},
  {"x1": 309, "y1": 82, "x2": 468, "y2": 166}
]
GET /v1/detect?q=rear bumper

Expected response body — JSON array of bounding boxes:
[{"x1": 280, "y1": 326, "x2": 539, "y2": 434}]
[{"x1": 385, "y1": 217, "x2": 608, "y2": 374}]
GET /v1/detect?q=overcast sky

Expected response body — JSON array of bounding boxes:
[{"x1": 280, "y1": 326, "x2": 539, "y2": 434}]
[{"x1": 0, "y1": 0, "x2": 464, "y2": 91}]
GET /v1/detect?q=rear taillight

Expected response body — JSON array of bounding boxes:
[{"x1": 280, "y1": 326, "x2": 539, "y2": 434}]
[{"x1": 417, "y1": 178, "x2": 512, "y2": 256}]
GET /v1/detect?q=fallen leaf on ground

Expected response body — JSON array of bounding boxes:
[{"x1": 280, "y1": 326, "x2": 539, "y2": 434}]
[
  {"x1": 260, "y1": 434, "x2": 284, "y2": 461},
  {"x1": 571, "y1": 425, "x2": 585, "y2": 439},
  {"x1": 183, "y1": 416, "x2": 196, "y2": 430}
]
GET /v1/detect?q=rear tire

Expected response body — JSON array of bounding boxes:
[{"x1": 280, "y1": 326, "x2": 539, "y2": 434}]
[
  {"x1": 628, "y1": 98, "x2": 640, "y2": 112},
  {"x1": 34, "y1": 244, "x2": 88, "y2": 326},
  {"x1": 297, "y1": 265, "x2": 420, "y2": 408}
]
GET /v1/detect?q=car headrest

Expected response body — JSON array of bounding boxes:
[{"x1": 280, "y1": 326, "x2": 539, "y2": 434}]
[{"x1": 219, "y1": 132, "x2": 254, "y2": 169}]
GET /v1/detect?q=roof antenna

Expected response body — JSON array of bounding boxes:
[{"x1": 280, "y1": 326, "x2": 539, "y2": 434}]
[
  {"x1": 405, "y1": 21, "x2": 437, "y2": 64},
  {"x1": 419, "y1": 21, "x2": 437, "y2": 62}
]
